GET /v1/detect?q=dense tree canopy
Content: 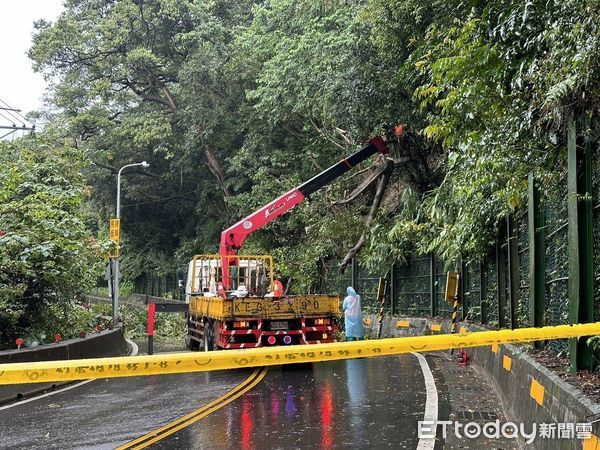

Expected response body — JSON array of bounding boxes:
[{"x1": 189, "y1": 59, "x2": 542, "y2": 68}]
[
  {"x1": 0, "y1": 139, "x2": 102, "y2": 347},
  {"x1": 13, "y1": 0, "x2": 599, "y2": 301}
]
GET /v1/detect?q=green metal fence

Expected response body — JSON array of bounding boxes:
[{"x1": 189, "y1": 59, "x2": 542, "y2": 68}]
[
  {"x1": 134, "y1": 270, "x2": 185, "y2": 301},
  {"x1": 321, "y1": 116, "x2": 598, "y2": 371}
]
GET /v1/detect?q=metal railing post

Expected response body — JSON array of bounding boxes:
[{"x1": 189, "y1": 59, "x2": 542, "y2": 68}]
[
  {"x1": 507, "y1": 216, "x2": 519, "y2": 330},
  {"x1": 567, "y1": 114, "x2": 595, "y2": 372},
  {"x1": 529, "y1": 173, "x2": 546, "y2": 330},
  {"x1": 430, "y1": 253, "x2": 437, "y2": 318}
]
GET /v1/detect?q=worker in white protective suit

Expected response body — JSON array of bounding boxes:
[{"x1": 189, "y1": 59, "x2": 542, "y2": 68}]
[{"x1": 342, "y1": 287, "x2": 364, "y2": 341}]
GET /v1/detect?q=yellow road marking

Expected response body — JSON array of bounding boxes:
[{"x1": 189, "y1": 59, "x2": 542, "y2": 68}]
[
  {"x1": 502, "y1": 355, "x2": 512, "y2": 372},
  {"x1": 430, "y1": 324, "x2": 441, "y2": 332},
  {"x1": 117, "y1": 367, "x2": 268, "y2": 449},
  {"x1": 491, "y1": 343, "x2": 499, "y2": 353},
  {"x1": 1, "y1": 322, "x2": 600, "y2": 385},
  {"x1": 396, "y1": 320, "x2": 410, "y2": 328}
]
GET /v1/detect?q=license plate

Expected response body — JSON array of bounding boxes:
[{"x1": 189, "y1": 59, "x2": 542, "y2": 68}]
[{"x1": 270, "y1": 321, "x2": 288, "y2": 331}]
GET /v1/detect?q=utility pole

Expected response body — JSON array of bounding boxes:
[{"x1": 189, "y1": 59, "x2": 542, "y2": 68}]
[
  {"x1": 0, "y1": 100, "x2": 35, "y2": 140},
  {"x1": 111, "y1": 161, "x2": 150, "y2": 326}
]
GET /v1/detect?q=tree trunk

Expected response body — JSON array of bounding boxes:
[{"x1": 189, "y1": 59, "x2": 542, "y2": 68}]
[{"x1": 204, "y1": 143, "x2": 233, "y2": 198}]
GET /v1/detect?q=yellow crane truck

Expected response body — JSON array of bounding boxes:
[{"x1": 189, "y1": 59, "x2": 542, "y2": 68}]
[{"x1": 184, "y1": 254, "x2": 340, "y2": 350}]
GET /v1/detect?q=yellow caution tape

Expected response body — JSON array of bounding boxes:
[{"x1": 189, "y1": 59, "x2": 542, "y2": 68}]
[{"x1": 0, "y1": 322, "x2": 599, "y2": 385}]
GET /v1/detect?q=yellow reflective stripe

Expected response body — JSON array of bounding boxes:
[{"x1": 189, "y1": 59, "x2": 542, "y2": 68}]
[
  {"x1": 117, "y1": 367, "x2": 267, "y2": 449},
  {"x1": 582, "y1": 434, "x2": 600, "y2": 450},
  {"x1": 1, "y1": 322, "x2": 599, "y2": 385},
  {"x1": 530, "y1": 378, "x2": 545, "y2": 406}
]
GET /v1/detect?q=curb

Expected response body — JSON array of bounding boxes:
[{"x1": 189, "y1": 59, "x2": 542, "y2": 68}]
[
  {"x1": 365, "y1": 315, "x2": 600, "y2": 450},
  {"x1": 0, "y1": 328, "x2": 128, "y2": 405}
]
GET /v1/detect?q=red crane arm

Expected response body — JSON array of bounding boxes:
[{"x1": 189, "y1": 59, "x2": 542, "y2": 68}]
[
  {"x1": 219, "y1": 136, "x2": 389, "y2": 288},
  {"x1": 220, "y1": 188, "x2": 305, "y2": 258}
]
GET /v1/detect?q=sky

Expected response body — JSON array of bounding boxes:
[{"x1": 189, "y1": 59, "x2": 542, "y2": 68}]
[{"x1": 0, "y1": 0, "x2": 64, "y2": 126}]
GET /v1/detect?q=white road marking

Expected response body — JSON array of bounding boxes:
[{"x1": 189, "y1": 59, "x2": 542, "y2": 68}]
[
  {"x1": 0, "y1": 379, "x2": 96, "y2": 411},
  {"x1": 413, "y1": 352, "x2": 439, "y2": 450},
  {"x1": 0, "y1": 338, "x2": 139, "y2": 411},
  {"x1": 127, "y1": 338, "x2": 138, "y2": 357}
]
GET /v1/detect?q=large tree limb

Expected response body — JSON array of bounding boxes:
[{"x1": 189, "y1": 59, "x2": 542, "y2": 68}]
[
  {"x1": 339, "y1": 159, "x2": 394, "y2": 273},
  {"x1": 204, "y1": 142, "x2": 233, "y2": 198},
  {"x1": 332, "y1": 165, "x2": 387, "y2": 205},
  {"x1": 124, "y1": 80, "x2": 177, "y2": 112},
  {"x1": 334, "y1": 156, "x2": 411, "y2": 206}
]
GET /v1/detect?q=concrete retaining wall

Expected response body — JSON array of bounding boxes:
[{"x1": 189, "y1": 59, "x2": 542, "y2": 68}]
[
  {"x1": 364, "y1": 316, "x2": 600, "y2": 449},
  {"x1": 0, "y1": 328, "x2": 128, "y2": 404}
]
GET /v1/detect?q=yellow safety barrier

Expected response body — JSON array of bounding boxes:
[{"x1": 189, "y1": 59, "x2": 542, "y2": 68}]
[{"x1": 0, "y1": 322, "x2": 599, "y2": 385}]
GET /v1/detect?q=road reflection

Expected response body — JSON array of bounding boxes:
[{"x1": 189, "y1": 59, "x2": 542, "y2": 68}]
[
  {"x1": 320, "y1": 383, "x2": 333, "y2": 449},
  {"x1": 162, "y1": 356, "x2": 424, "y2": 449},
  {"x1": 241, "y1": 397, "x2": 253, "y2": 450}
]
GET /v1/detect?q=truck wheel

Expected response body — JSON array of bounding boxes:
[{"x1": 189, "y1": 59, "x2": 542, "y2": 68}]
[
  {"x1": 203, "y1": 319, "x2": 214, "y2": 352},
  {"x1": 185, "y1": 334, "x2": 200, "y2": 351},
  {"x1": 185, "y1": 315, "x2": 200, "y2": 351}
]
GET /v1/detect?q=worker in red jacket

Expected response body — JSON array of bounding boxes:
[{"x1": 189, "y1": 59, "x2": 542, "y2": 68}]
[
  {"x1": 265, "y1": 276, "x2": 284, "y2": 298},
  {"x1": 273, "y1": 276, "x2": 284, "y2": 298}
]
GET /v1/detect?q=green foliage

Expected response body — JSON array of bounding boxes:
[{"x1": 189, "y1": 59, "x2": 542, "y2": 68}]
[
  {"x1": 0, "y1": 138, "x2": 105, "y2": 348},
  {"x1": 362, "y1": 0, "x2": 599, "y2": 266},
  {"x1": 24, "y1": 0, "x2": 600, "y2": 304},
  {"x1": 118, "y1": 303, "x2": 185, "y2": 340}
]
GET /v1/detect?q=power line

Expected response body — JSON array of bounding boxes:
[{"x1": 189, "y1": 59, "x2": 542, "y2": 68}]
[
  {"x1": 121, "y1": 188, "x2": 200, "y2": 208},
  {"x1": 0, "y1": 106, "x2": 27, "y2": 125},
  {"x1": 0, "y1": 110, "x2": 17, "y2": 125},
  {"x1": 0, "y1": 97, "x2": 35, "y2": 139},
  {"x1": 0, "y1": 98, "x2": 31, "y2": 124}
]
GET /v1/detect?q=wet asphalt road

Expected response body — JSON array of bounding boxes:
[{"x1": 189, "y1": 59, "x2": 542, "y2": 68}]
[
  {"x1": 0, "y1": 370, "x2": 252, "y2": 449},
  {"x1": 153, "y1": 356, "x2": 428, "y2": 450},
  {"x1": 0, "y1": 355, "x2": 431, "y2": 449}
]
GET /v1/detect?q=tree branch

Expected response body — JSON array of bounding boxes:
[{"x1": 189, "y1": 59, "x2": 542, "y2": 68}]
[
  {"x1": 332, "y1": 165, "x2": 387, "y2": 205},
  {"x1": 203, "y1": 142, "x2": 233, "y2": 199},
  {"x1": 339, "y1": 159, "x2": 394, "y2": 273}
]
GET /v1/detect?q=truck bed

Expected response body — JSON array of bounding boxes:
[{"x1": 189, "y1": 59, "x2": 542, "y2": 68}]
[{"x1": 189, "y1": 294, "x2": 340, "y2": 320}]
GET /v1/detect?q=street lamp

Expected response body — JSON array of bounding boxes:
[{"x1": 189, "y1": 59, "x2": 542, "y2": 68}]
[{"x1": 112, "y1": 161, "x2": 150, "y2": 326}]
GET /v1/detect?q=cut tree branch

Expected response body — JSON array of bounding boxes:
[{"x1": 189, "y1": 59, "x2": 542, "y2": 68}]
[
  {"x1": 333, "y1": 156, "x2": 411, "y2": 206},
  {"x1": 332, "y1": 165, "x2": 387, "y2": 206},
  {"x1": 339, "y1": 159, "x2": 394, "y2": 273},
  {"x1": 204, "y1": 142, "x2": 233, "y2": 199}
]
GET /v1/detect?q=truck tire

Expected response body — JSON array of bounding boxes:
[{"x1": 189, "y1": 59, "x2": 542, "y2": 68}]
[{"x1": 203, "y1": 319, "x2": 214, "y2": 352}]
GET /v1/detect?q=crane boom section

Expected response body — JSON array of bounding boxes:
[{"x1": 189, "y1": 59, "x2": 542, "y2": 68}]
[
  {"x1": 219, "y1": 188, "x2": 305, "y2": 256},
  {"x1": 220, "y1": 136, "x2": 388, "y2": 287}
]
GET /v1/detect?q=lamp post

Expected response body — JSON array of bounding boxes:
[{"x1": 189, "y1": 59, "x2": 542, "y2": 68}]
[{"x1": 113, "y1": 161, "x2": 150, "y2": 326}]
